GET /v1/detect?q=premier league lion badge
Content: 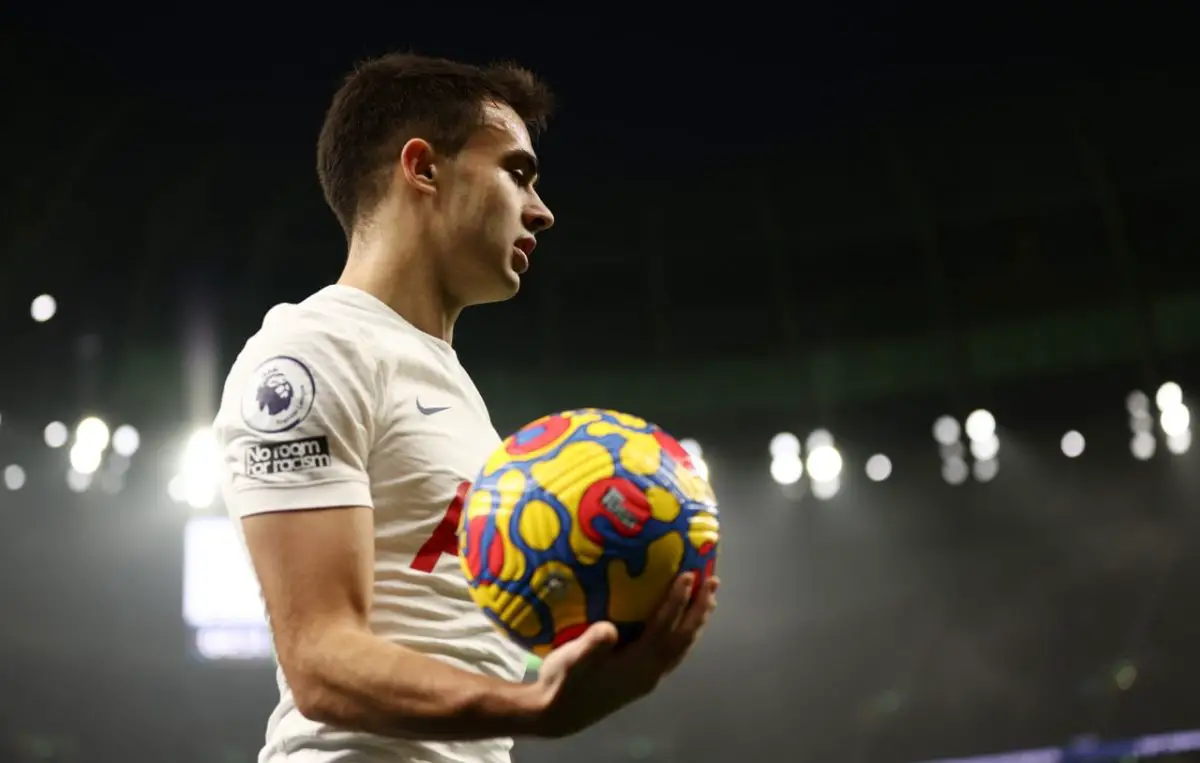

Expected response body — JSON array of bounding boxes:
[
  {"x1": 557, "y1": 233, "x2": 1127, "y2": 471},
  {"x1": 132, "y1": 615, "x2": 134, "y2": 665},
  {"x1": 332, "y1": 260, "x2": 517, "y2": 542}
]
[{"x1": 240, "y1": 356, "x2": 316, "y2": 433}]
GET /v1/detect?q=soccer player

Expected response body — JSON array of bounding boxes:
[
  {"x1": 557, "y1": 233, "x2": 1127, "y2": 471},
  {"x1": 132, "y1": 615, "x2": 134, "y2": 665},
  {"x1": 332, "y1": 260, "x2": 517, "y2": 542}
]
[{"x1": 213, "y1": 53, "x2": 719, "y2": 763}]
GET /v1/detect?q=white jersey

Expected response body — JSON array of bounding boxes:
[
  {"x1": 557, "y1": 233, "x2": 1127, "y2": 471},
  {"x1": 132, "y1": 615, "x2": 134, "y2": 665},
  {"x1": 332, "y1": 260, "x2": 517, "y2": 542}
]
[{"x1": 213, "y1": 284, "x2": 526, "y2": 763}]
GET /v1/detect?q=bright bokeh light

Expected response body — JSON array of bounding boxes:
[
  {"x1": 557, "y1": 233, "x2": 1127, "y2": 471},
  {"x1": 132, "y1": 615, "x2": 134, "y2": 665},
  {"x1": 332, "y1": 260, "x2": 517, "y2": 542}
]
[
  {"x1": 811, "y1": 476, "x2": 840, "y2": 500},
  {"x1": 692, "y1": 456, "x2": 710, "y2": 482},
  {"x1": 44, "y1": 421, "x2": 69, "y2": 449},
  {"x1": 68, "y1": 441, "x2": 103, "y2": 475},
  {"x1": 1160, "y1": 405, "x2": 1190, "y2": 438},
  {"x1": 1061, "y1": 430, "x2": 1085, "y2": 458},
  {"x1": 964, "y1": 409, "x2": 996, "y2": 443},
  {"x1": 769, "y1": 454, "x2": 804, "y2": 486},
  {"x1": 75, "y1": 417, "x2": 111, "y2": 452},
  {"x1": 1131, "y1": 431, "x2": 1156, "y2": 461},
  {"x1": 865, "y1": 454, "x2": 892, "y2": 482},
  {"x1": 1127, "y1": 390, "x2": 1151, "y2": 418},
  {"x1": 1155, "y1": 382, "x2": 1183, "y2": 412},
  {"x1": 66, "y1": 469, "x2": 92, "y2": 493},
  {"x1": 769, "y1": 432, "x2": 801, "y2": 460},
  {"x1": 933, "y1": 416, "x2": 960, "y2": 446},
  {"x1": 31, "y1": 294, "x2": 57, "y2": 323},
  {"x1": 1166, "y1": 431, "x2": 1192, "y2": 455},
  {"x1": 970, "y1": 434, "x2": 1000, "y2": 461},
  {"x1": 112, "y1": 425, "x2": 141, "y2": 457},
  {"x1": 806, "y1": 444, "x2": 842, "y2": 483},
  {"x1": 1129, "y1": 411, "x2": 1153, "y2": 433},
  {"x1": 4, "y1": 465, "x2": 26, "y2": 491},
  {"x1": 942, "y1": 456, "x2": 968, "y2": 485},
  {"x1": 805, "y1": 429, "x2": 833, "y2": 452},
  {"x1": 175, "y1": 428, "x2": 222, "y2": 510},
  {"x1": 973, "y1": 458, "x2": 999, "y2": 482}
]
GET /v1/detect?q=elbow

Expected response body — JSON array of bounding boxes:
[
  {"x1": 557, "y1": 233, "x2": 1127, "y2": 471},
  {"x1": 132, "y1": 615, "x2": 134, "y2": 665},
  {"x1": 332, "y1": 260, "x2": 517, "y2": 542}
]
[
  {"x1": 290, "y1": 669, "x2": 343, "y2": 725},
  {"x1": 283, "y1": 646, "x2": 351, "y2": 727},
  {"x1": 293, "y1": 683, "x2": 335, "y2": 724}
]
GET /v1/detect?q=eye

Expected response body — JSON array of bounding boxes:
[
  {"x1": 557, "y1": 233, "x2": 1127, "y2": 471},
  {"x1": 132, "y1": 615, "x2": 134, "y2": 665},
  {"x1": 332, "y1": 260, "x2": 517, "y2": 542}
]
[{"x1": 509, "y1": 168, "x2": 530, "y2": 186}]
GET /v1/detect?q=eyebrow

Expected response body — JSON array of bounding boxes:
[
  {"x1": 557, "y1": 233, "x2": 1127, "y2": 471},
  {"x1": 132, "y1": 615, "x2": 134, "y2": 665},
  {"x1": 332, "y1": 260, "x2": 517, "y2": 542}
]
[{"x1": 505, "y1": 149, "x2": 540, "y2": 183}]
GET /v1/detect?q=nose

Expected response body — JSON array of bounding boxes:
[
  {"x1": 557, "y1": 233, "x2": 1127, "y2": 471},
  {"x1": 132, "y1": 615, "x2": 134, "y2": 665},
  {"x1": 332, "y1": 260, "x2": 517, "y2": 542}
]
[{"x1": 523, "y1": 199, "x2": 554, "y2": 234}]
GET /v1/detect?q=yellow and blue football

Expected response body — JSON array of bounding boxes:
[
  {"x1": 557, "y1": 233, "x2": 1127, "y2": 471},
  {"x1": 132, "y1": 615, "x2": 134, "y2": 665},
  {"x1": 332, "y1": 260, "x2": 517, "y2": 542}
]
[{"x1": 459, "y1": 409, "x2": 720, "y2": 657}]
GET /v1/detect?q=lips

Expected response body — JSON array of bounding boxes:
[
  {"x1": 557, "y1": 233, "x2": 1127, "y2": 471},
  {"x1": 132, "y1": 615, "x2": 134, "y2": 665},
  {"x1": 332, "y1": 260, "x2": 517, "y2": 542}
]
[
  {"x1": 514, "y1": 237, "x2": 536, "y2": 258},
  {"x1": 512, "y1": 237, "x2": 536, "y2": 275}
]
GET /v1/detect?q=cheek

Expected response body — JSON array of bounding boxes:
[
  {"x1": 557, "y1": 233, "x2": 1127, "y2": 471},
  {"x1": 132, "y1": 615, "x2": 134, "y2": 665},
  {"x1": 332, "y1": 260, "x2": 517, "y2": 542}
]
[{"x1": 475, "y1": 182, "x2": 518, "y2": 234}]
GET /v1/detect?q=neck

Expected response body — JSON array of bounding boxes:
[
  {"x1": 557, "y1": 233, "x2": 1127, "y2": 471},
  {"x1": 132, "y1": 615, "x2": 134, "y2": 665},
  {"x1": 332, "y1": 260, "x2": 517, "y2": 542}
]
[{"x1": 337, "y1": 228, "x2": 461, "y2": 345}]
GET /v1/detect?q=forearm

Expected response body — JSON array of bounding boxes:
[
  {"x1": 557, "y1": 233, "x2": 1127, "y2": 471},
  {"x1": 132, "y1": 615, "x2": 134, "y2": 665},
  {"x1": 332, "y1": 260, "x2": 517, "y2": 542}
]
[{"x1": 292, "y1": 625, "x2": 544, "y2": 740}]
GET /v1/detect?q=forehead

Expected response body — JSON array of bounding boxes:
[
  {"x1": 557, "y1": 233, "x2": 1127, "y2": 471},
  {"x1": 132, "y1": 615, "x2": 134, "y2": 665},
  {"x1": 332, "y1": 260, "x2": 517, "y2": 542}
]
[{"x1": 467, "y1": 100, "x2": 534, "y2": 154}]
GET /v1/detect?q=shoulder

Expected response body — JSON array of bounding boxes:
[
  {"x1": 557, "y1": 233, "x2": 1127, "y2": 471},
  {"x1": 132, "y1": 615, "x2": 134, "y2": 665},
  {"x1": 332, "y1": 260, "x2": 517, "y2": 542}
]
[{"x1": 218, "y1": 298, "x2": 384, "y2": 436}]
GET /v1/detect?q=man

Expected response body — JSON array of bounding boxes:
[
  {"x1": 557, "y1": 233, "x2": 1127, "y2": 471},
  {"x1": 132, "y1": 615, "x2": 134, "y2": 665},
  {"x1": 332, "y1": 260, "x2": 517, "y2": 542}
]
[{"x1": 213, "y1": 53, "x2": 718, "y2": 763}]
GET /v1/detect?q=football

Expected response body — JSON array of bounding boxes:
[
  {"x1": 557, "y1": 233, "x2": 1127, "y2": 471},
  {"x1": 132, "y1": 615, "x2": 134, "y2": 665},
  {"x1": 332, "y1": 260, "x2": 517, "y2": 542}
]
[{"x1": 458, "y1": 409, "x2": 720, "y2": 657}]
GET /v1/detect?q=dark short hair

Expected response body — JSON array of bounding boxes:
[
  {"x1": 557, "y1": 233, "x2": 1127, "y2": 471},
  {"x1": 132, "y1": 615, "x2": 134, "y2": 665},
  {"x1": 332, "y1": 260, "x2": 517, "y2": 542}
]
[{"x1": 317, "y1": 53, "x2": 554, "y2": 237}]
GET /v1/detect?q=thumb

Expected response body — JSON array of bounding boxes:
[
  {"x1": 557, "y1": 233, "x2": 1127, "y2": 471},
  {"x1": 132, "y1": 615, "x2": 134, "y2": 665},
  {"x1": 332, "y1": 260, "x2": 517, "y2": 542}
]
[
  {"x1": 548, "y1": 622, "x2": 619, "y2": 670},
  {"x1": 578, "y1": 621, "x2": 619, "y2": 653}
]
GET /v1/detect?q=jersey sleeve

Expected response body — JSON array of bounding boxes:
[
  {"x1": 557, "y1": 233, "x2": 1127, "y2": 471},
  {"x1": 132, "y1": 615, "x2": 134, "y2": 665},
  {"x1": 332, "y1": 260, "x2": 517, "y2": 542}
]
[{"x1": 213, "y1": 322, "x2": 378, "y2": 518}]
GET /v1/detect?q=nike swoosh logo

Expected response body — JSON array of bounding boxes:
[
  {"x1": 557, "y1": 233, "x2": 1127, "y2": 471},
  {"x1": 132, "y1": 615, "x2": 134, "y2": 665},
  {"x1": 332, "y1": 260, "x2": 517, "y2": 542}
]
[{"x1": 416, "y1": 399, "x2": 451, "y2": 415}]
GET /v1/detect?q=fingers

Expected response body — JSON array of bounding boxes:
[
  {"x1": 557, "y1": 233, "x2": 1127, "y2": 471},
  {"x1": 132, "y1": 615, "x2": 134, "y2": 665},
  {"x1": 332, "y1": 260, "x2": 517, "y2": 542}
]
[
  {"x1": 679, "y1": 577, "x2": 719, "y2": 635},
  {"x1": 640, "y1": 573, "x2": 694, "y2": 641},
  {"x1": 656, "y1": 577, "x2": 718, "y2": 671}
]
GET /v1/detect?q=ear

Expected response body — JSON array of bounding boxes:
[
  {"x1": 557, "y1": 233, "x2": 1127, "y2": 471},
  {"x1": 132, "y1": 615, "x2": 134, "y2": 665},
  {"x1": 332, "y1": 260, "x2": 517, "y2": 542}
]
[{"x1": 397, "y1": 138, "x2": 438, "y2": 195}]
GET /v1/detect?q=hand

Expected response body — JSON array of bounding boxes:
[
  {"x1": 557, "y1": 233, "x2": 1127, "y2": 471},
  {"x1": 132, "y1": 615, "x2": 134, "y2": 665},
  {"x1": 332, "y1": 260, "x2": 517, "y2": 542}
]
[{"x1": 528, "y1": 572, "x2": 719, "y2": 738}]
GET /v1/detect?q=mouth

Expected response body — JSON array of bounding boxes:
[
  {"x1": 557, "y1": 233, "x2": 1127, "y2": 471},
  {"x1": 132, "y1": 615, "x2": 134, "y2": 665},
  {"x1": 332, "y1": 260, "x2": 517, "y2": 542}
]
[
  {"x1": 511, "y1": 246, "x2": 529, "y2": 274},
  {"x1": 512, "y1": 237, "x2": 536, "y2": 275}
]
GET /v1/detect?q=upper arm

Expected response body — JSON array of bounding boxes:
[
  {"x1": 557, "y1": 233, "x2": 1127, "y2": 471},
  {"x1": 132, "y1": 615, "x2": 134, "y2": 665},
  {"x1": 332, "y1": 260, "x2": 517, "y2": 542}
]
[
  {"x1": 241, "y1": 505, "x2": 374, "y2": 667},
  {"x1": 212, "y1": 323, "x2": 380, "y2": 669}
]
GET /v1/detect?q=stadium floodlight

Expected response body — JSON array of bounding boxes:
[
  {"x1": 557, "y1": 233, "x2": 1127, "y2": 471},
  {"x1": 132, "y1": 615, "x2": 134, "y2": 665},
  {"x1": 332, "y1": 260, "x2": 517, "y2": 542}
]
[
  {"x1": 68, "y1": 441, "x2": 103, "y2": 475},
  {"x1": 1131, "y1": 431, "x2": 1156, "y2": 461},
  {"x1": 942, "y1": 456, "x2": 968, "y2": 485},
  {"x1": 811, "y1": 476, "x2": 840, "y2": 501},
  {"x1": 112, "y1": 425, "x2": 141, "y2": 457},
  {"x1": 806, "y1": 444, "x2": 843, "y2": 483},
  {"x1": 769, "y1": 454, "x2": 804, "y2": 486},
  {"x1": 970, "y1": 434, "x2": 1000, "y2": 462},
  {"x1": 933, "y1": 416, "x2": 961, "y2": 446},
  {"x1": 865, "y1": 454, "x2": 892, "y2": 482},
  {"x1": 1127, "y1": 390, "x2": 1150, "y2": 417},
  {"x1": 1155, "y1": 382, "x2": 1183, "y2": 412},
  {"x1": 44, "y1": 421, "x2": 69, "y2": 448},
  {"x1": 769, "y1": 432, "x2": 801, "y2": 460},
  {"x1": 66, "y1": 469, "x2": 92, "y2": 493},
  {"x1": 75, "y1": 416, "x2": 111, "y2": 452},
  {"x1": 964, "y1": 409, "x2": 996, "y2": 443},
  {"x1": 972, "y1": 458, "x2": 998, "y2": 483},
  {"x1": 1160, "y1": 404, "x2": 1190, "y2": 438},
  {"x1": 175, "y1": 427, "x2": 222, "y2": 510},
  {"x1": 31, "y1": 294, "x2": 57, "y2": 323},
  {"x1": 1166, "y1": 431, "x2": 1192, "y2": 455},
  {"x1": 3, "y1": 465, "x2": 25, "y2": 491},
  {"x1": 805, "y1": 429, "x2": 834, "y2": 452},
  {"x1": 1061, "y1": 431, "x2": 1085, "y2": 458}
]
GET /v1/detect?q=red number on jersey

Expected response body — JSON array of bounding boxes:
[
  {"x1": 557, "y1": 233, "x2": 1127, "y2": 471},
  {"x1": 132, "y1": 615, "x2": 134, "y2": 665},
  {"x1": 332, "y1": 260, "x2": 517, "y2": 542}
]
[{"x1": 411, "y1": 480, "x2": 471, "y2": 573}]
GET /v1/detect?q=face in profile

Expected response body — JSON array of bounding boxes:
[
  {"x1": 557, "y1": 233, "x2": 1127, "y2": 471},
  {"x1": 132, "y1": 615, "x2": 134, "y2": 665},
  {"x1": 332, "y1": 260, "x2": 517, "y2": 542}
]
[{"x1": 432, "y1": 101, "x2": 555, "y2": 306}]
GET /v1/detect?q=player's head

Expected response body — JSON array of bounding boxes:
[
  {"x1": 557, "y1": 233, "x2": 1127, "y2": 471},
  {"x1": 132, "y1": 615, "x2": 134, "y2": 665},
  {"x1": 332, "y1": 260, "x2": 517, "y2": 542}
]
[{"x1": 318, "y1": 53, "x2": 555, "y2": 306}]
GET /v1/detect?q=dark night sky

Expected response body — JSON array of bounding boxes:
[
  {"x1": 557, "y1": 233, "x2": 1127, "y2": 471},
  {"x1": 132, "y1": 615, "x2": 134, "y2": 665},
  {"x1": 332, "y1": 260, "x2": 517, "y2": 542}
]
[{"x1": 1, "y1": 2, "x2": 1197, "y2": 418}]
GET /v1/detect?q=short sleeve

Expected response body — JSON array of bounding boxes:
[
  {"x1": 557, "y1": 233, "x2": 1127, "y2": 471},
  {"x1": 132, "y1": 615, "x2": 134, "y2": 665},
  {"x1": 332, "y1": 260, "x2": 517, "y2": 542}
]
[{"x1": 213, "y1": 322, "x2": 377, "y2": 518}]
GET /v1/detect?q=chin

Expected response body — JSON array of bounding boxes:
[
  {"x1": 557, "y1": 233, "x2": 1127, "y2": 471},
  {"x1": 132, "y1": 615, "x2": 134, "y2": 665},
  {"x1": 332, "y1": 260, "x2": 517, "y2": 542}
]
[{"x1": 469, "y1": 273, "x2": 521, "y2": 306}]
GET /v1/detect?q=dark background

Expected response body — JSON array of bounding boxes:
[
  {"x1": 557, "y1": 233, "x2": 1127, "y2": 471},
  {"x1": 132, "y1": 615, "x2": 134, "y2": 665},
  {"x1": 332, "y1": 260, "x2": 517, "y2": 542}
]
[{"x1": 2, "y1": 2, "x2": 1199, "y2": 761}]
